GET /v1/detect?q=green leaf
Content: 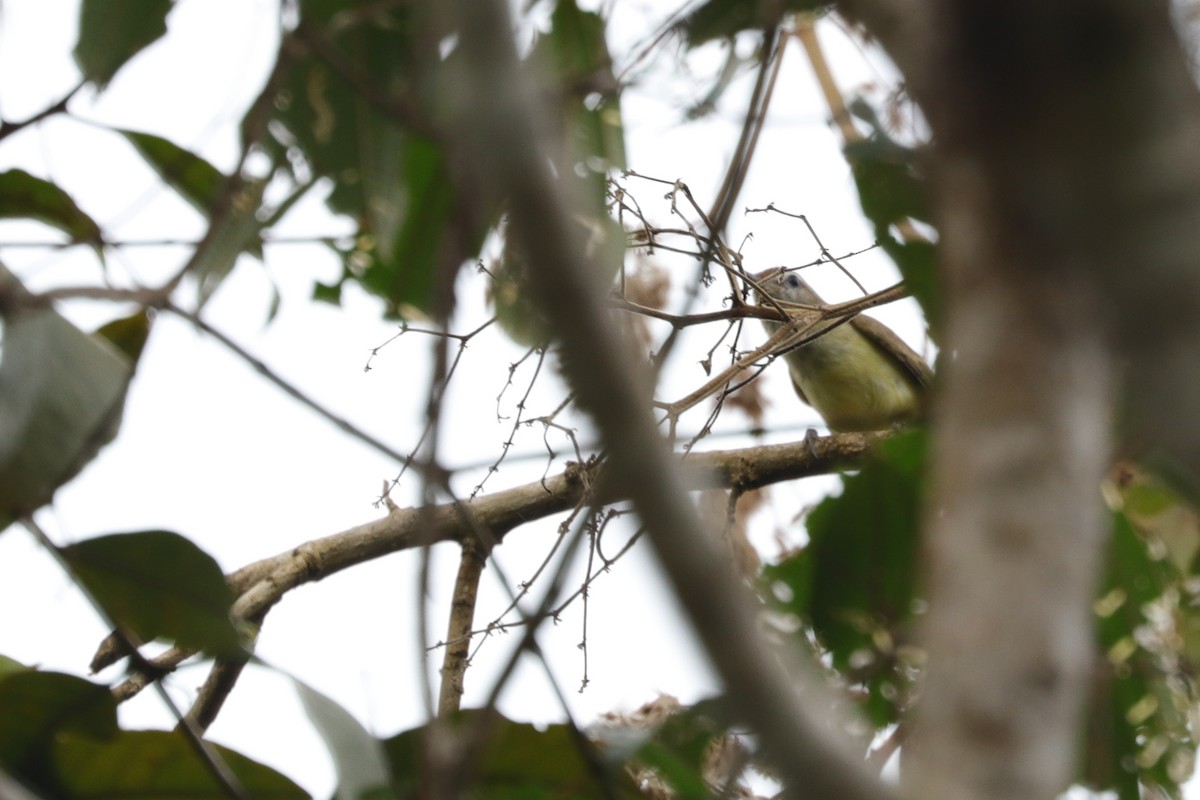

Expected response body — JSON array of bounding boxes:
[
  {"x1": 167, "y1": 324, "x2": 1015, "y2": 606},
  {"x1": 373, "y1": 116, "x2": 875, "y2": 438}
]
[
  {"x1": 94, "y1": 309, "x2": 153, "y2": 365},
  {"x1": 192, "y1": 178, "x2": 269, "y2": 307},
  {"x1": 119, "y1": 130, "x2": 225, "y2": 217},
  {"x1": 61, "y1": 530, "x2": 242, "y2": 657},
  {"x1": 118, "y1": 129, "x2": 266, "y2": 306},
  {"x1": 1079, "y1": 513, "x2": 1197, "y2": 800},
  {"x1": 74, "y1": 0, "x2": 174, "y2": 89},
  {"x1": 53, "y1": 729, "x2": 309, "y2": 799},
  {"x1": 384, "y1": 710, "x2": 642, "y2": 799},
  {"x1": 880, "y1": 236, "x2": 939, "y2": 337},
  {"x1": 254, "y1": 4, "x2": 450, "y2": 316},
  {"x1": 767, "y1": 430, "x2": 926, "y2": 728},
  {"x1": 0, "y1": 169, "x2": 103, "y2": 252},
  {"x1": 0, "y1": 656, "x2": 29, "y2": 678},
  {"x1": 632, "y1": 700, "x2": 727, "y2": 799},
  {"x1": 0, "y1": 671, "x2": 117, "y2": 785},
  {"x1": 683, "y1": 0, "x2": 830, "y2": 46},
  {"x1": 295, "y1": 679, "x2": 393, "y2": 800},
  {"x1": 0, "y1": 265, "x2": 131, "y2": 531}
]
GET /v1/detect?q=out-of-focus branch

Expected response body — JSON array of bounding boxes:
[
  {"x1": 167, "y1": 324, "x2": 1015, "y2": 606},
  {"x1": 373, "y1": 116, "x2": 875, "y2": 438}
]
[{"x1": 438, "y1": 2, "x2": 894, "y2": 799}]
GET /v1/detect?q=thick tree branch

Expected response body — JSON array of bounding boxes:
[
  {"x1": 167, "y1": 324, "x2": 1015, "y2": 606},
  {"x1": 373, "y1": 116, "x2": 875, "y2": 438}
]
[{"x1": 94, "y1": 434, "x2": 884, "y2": 681}]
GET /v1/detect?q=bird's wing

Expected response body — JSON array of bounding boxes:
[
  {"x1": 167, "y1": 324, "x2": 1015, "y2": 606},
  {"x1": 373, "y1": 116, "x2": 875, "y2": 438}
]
[{"x1": 850, "y1": 314, "x2": 934, "y2": 388}]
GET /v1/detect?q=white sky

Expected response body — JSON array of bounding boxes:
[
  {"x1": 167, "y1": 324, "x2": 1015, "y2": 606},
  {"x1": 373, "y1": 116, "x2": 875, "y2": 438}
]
[{"x1": 0, "y1": 1, "x2": 926, "y2": 795}]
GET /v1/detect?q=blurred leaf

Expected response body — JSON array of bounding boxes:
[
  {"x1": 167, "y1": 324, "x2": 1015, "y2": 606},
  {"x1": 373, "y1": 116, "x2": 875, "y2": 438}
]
[
  {"x1": 0, "y1": 656, "x2": 28, "y2": 678},
  {"x1": 295, "y1": 679, "x2": 393, "y2": 800},
  {"x1": 94, "y1": 309, "x2": 153, "y2": 365},
  {"x1": 0, "y1": 265, "x2": 131, "y2": 532},
  {"x1": 764, "y1": 429, "x2": 926, "y2": 727},
  {"x1": 54, "y1": 729, "x2": 309, "y2": 799},
  {"x1": 192, "y1": 178, "x2": 268, "y2": 307},
  {"x1": 119, "y1": 129, "x2": 267, "y2": 306},
  {"x1": 61, "y1": 530, "x2": 241, "y2": 657},
  {"x1": 683, "y1": 0, "x2": 829, "y2": 46},
  {"x1": 536, "y1": 0, "x2": 626, "y2": 180},
  {"x1": 880, "y1": 236, "x2": 939, "y2": 336},
  {"x1": 632, "y1": 700, "x2": 727, "y2": 799},
  {"x1": 74, "y1": 0, "x2": 173, "y2": 89},
  {"x1": 384, "y1": 710, "x2": 642, "y2": 798},
  {"x1": 0, "y1": 169, "x2": 103, "y2": 253},
  {"x1": 0, "y1": 671, "x2": 117, "y2": 786},
  {"x1": 360, "y1": 137, "x2": 457, "y2": 312},
  {"x1": 119, "y1": 130, "x2": 223, "y2": 218},
  {"x1": 845, "y1": 137, "x2": 930, "y2": 231},
  {"x1": 489, "y1": 0, "x2": 626, "y2": 345},
  {"x1": 255, "y1": 3, "x2": 482, "y2": 317}
]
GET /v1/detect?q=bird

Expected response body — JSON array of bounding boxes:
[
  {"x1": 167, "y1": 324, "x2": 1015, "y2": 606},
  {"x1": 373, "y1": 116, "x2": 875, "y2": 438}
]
[{"x1": 752, "y1": 267, "x2": 932, "y2": 433}]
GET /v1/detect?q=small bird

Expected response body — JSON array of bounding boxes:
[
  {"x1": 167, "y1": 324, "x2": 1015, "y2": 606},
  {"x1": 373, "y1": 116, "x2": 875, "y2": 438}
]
[{"x1": 753, "y1": 267, "x2": 932, "y2": 432}]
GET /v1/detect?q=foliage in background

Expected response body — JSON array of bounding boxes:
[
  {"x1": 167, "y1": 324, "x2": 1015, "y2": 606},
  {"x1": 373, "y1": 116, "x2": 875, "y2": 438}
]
[{"x1": 1, "y1": 0, "x2": 1198, "y2": 798}]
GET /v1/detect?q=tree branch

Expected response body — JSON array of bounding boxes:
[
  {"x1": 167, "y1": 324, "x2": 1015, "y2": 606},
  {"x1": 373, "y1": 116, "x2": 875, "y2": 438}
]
[
  {"x1": 95, "y1": 433, "x2": 883, "y2": 684},
  {"x1": 441, "y1": 2, "x2": 895, "y2": 799}
]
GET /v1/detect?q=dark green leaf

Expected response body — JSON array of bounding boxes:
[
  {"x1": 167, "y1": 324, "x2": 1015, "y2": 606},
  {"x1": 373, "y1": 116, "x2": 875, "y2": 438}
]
[
  {"x1": 94, "y1": 309, "x2": 153, "y2": 364},
  {"x1": 0, "y1": 169, "x2": 102, "y2": 251},
  {"x1": 632, "y1": 700, "x2": 727, "y2": 799},
  {"x1": 61, "y1": 530, "x2": 241, "y2": 657},
  {"x1": 0, "y1": 671, "x2": 117, "y2": 785},
  {"x1": 384, "y1": 710, "x2": 642, "y2": 799},
  {"x1": 683, "y1": 0, "x2": 830, "y2": 46},
  {"x1": 74, "y1": 0, "x2": 173, "y2": 89},
  {"x1": 845, "y1": 138, "x2": 930, "y2": 231},
  {"x1": 1079, "y1": 513, "x2": 1196, "y2": 800},
  {"x1": 118, "y1": 129, "x2": 265, "y2": 306},
  {"x1": 192, "y1": 179, "x2": 268, "y2": 307},
  {"x1": 255, "y1": 6, "x2": 493, "y2": 317},
  {"x1": 54, "y1": 729, "x2": 309, "y2": 799},
  {"x1": 119, "y1": 129, "x2": 225, "y2": 216},
  {"x1": 766, "y1": 430, "x2": 926, "y2": 727},
  {"x1": 880, "y1": 236, "x2": 939, "y2": 337}
]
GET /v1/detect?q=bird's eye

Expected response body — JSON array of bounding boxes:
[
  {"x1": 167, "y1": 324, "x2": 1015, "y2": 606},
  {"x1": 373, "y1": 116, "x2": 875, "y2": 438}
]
[{"x1": 784, "y1": 274, "x2": 800, "y2": 288}]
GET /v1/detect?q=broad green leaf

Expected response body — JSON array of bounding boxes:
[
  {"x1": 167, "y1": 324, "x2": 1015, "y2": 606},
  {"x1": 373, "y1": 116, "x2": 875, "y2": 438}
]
[
  {"x1": 295, "y1": 680, "x2": 393, "y2": 800},
  {"x1": 119, "y1": 130, "x2": 224, "y2": 217},
  {"x1": 0, "y1": 170, "x2": 103, "y2": 252},
  {"x1": 384, "y1": 710, "x2": 642, "y2": 798},
  {"x1": 845, "y1": 137, "x2": 930, "y2": 231},
  {"x1": 74, "y1": 0, "x2": 173, "y2": 89},
  {"x1": 683, "y1": 0, "x2": 830, "y2": 46},
  {"x1": 355, "y1": 137, "x2": 458, "y2": 314},
  {"x1": 61, "y1": 530, "x2": 241, "y2": 657},
  {"x1": 254, "y1": 2, "x2": 471, "y2": 316},
  {"x1": 0, "y1": 671, "x2": 117, "y2": 785},
  {"x1": 0, "y1": 265, "x2": 131, "y2": 531},
  {"x1": 764, "y1": 429, "x2": 926, "y2": 728},
  {"x1": 54, "y1": 729, "x2": 309, "y2": 799}
]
